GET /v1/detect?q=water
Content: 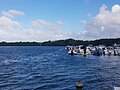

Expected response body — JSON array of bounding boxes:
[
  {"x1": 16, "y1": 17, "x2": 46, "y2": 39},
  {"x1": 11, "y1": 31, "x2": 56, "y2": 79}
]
[{"x1": 0, "y1": 46, "x2": 120, "y2": 90}]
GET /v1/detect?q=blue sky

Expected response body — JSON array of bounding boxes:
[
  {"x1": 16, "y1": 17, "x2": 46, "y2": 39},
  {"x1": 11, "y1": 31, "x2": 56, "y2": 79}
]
[
  {"x1": 1, "y1": 0, "x2": 119, "y2": 28},
  {"x1": 0, "y1": 0, "x2": 120, "y2": 41}
]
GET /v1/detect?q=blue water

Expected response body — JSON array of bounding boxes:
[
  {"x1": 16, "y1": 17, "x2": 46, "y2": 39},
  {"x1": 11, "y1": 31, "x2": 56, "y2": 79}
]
[{"x1": 0, "y1": 46, "x2": 120, "y2": 90}]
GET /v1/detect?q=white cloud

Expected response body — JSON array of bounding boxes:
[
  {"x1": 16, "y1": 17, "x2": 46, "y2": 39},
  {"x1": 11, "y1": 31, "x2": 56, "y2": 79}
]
[
  {"x1": 31, "y1": 20, "x2": 44, "y2": 29},
  {"x1": 31, "y1": 19, "x2": 52, "y2": 29},
  {"x1": 57, "y1": 21, "x2": 64, "y2": 25},
  {"x1": 31, "y1": 19, "x2": 64, "y2": 31},
  {"x1": 0, "y1": 4, "x2": 120, "y2": 42},
  {"x1": 0, "y1": 16, "x2": 23, "y2": 41},
  {"x1": 0, "y1": 16, "x2": 22, "y2": 30},
  {"x1": 2, "y1": 9, "x2": 25, "y2": 18},
  {"x1": 0, "y1": 14, "x2": 69, "y2": 41},
  {"x1": 80, "y1": 20, "x2": 87, "y2": 25},
  {"x1": 112, "y1": 4, "x2": 120, "y2": 13},
  {"x1": 80, "y1": 4, "x2": 120, "y2": 40},
  {"x1": 0, "y1": 28, "x2": 70, "y2": 42}
]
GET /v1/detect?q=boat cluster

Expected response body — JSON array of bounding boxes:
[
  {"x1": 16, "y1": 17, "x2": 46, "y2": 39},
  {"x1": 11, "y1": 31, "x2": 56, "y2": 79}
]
[{"x1": 65, "y1": 44, "x2": 120, "y2": 56}]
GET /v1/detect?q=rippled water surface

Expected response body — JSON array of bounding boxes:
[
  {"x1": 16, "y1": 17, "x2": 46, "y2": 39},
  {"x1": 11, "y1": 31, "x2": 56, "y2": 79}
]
[{"x1": 0, "y1": 46, "x2": 120, "y2": 90}]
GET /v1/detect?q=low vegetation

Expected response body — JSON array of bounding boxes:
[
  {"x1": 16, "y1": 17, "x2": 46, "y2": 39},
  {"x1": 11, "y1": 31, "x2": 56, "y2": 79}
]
[{"x1": 0, "y1": 38, "x2": 120, "y2": 46}]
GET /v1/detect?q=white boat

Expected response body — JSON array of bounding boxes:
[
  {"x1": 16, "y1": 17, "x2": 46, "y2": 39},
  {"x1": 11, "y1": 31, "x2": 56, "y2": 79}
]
[
  {"x1": 65, "y1": 44, "x2": 120, "y2": 56},
  {"x1": 68, "y1": 50, "x2": 79, "y2": 55},
  {"x1": 114, "y1": 87, "x2": 120, "y2": 90}
]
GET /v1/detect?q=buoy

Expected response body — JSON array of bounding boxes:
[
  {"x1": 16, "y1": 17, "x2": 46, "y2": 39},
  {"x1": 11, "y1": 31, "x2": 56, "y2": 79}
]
[{"x1": 76, "y1": 81, "x2": 83, "y2": 90}]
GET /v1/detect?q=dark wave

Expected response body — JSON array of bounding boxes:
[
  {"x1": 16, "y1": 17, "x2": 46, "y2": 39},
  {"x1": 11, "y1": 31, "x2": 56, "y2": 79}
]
[{"x1": 0, "y1": 46, "x2": 120, "y2": 90}]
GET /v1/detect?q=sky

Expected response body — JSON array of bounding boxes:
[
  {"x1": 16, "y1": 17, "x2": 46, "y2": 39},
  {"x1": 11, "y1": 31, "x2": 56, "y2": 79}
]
[{"x1": 0, "y1": 0, "x2": 120, "y2": 42}]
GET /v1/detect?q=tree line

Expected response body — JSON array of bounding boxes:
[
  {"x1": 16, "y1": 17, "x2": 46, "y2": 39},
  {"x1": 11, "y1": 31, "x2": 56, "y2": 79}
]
[
  {"x1": 0, "y1": 38, "x2": 120, "y2": 46},
  {"x1": 41, "y1": 38, "x2": 120, "y2": 46}
]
